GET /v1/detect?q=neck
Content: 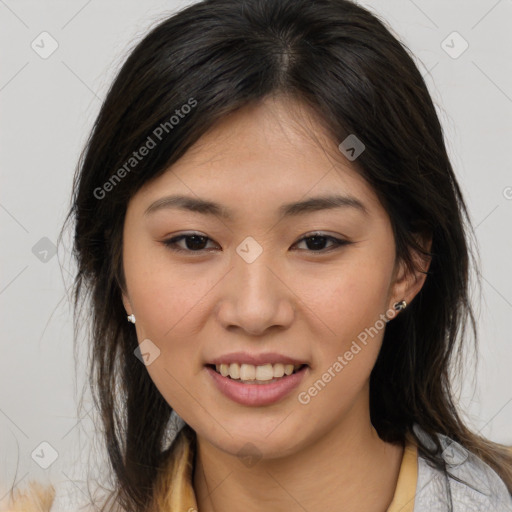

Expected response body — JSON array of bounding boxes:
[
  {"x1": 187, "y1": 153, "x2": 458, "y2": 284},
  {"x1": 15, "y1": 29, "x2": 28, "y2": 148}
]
[{"x1": 192, "y1": 401, "x2": 404, "y2": 512}]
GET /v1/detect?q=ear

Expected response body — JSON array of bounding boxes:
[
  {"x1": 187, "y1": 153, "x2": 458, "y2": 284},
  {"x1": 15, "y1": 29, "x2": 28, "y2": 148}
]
[{"x1": 388, "y1": 231, "x2": 432, "y2": 311}]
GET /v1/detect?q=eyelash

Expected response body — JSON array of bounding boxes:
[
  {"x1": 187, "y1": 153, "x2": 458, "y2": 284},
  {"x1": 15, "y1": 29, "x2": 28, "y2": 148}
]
[{"x1": 161, "y1": 232, "x2": 352, "y2": 255}]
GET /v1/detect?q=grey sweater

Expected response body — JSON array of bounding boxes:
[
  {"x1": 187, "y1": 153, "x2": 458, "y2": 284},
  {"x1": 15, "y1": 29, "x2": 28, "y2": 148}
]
[{"x1": 412, "y1": 423, "x2": 512, "y2": 511}]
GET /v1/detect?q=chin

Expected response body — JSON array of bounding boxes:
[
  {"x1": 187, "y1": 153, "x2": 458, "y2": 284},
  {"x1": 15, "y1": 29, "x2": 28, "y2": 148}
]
[{"x1": 196, "y1": 421, "x2": 308, "y2": 461}]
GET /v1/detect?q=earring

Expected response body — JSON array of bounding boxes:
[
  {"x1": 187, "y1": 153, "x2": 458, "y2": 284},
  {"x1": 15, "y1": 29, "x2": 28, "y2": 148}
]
[
  {"x1": 393, "y1": 300, "x2": 407, "y2": 312},
  {"x1": 127, "y1": 314, "x2": 136, "y2": 324}
]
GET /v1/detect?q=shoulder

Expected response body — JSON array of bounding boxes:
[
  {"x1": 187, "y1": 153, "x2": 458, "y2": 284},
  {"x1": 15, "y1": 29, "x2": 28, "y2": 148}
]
[
  {"x1": 412, "y1": 424, "x2": 512, "y2": 511},
  {"x1": 0, "y1": 479, "x2": 101, "y2": 512},
  {"x1": 0, "y1": 481, "x2": 55, "y2": 512}
]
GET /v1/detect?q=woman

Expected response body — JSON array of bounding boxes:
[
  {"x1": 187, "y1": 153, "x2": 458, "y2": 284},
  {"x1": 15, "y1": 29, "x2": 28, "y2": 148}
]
[{"x1": 4, "y1": 0, "x2": 512, "y2": 510}]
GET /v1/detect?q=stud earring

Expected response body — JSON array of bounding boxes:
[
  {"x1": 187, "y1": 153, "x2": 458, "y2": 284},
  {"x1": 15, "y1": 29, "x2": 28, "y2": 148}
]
[
  {"x1": 127, "y1": 314, "x2": 136, "y2": 324},
  {"x1": 393, "y1": 300, "x2": 407, "y2": 312}
]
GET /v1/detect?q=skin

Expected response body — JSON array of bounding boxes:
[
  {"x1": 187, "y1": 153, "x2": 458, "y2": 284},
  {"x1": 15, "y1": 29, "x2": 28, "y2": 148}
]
[{"x1": 121, "y1": 94, "x2": 431, "y2": 512}]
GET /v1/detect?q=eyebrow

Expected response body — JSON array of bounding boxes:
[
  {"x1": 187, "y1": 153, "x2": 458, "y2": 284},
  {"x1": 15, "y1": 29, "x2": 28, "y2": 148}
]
[{"x1": 144, "y1": 193, "x2": 369, "y2": 220}]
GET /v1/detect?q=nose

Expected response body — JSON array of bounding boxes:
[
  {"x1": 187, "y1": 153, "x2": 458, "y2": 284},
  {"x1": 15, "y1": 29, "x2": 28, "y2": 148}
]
[{"x1": 215, "y1": 249, "x2": 295, "y2": 336}]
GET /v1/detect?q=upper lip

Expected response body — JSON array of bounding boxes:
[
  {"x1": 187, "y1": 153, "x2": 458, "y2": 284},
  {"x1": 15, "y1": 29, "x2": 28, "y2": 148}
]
[{"x1": 206, "y1": 352, "x2": 308, "y2": 366}]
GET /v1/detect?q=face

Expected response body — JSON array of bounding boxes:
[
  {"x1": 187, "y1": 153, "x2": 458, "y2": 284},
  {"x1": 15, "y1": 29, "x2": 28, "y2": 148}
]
[{"x1": 121, "y1": 94, "x2": 427, "y2": 459}]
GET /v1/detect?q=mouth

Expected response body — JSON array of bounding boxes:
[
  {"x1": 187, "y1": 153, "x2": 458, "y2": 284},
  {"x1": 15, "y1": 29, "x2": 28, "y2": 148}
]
[
  {"x1": 204, "y1": 362, "x2": 310, "y2": 406},
  {"x1": 205, "y1": 362, "x2": 308, "y2": 385}
]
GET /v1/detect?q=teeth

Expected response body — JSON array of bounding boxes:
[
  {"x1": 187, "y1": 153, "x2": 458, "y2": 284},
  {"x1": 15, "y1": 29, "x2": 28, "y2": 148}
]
[
  {"x1": 214, "y1": 362, "x2": 303, "y2": 381},
  {"x1": 229, "y1": 363, "x2": 240, "y2": 379},
  {"x1": 273, "y1": 363, "x2": 285, "y2": 378},
  {"x1": 255, "y1": 364, "x2": 274, "y2": 380},
  {"x1": 240, "y1": 364, "x2": 255, "y2": 380}
]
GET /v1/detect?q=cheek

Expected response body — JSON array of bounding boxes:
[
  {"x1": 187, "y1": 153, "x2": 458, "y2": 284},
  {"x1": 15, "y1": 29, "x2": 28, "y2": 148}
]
[
  {"x1": 122, "y1": 238, "x2": 212, "y2": 399},
  {"x1": 294, "y1": 254, "x2": 393, "y2": 406},
  {"x1": 300, "y1": 258, "x2": 391, "y2": 344},
  {"x1": 123, "y1": 235, "x2": 212, "y2": 340},
  {"x1": 294, "y1": 269, "x2": 390, "y2": 418},
  {"x1": 123, "y1": 255, "x2": 211, "y2": 412}
]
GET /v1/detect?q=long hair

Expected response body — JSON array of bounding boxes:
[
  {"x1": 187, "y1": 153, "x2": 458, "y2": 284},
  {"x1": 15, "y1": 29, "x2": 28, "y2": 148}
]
[{"x1": 8, "y1": 0, "x2": 512, "y2": 510}]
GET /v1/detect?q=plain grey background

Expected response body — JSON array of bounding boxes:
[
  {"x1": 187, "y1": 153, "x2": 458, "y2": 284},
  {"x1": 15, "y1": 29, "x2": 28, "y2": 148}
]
[{"x1": 1, "y1": 0, "x2": 511, "y2": 503}]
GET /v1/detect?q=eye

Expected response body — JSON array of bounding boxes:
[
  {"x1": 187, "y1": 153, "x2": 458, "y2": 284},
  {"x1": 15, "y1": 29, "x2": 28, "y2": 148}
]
[
  {"x1": 162, "y1": 231, "x2": 352, "y2": 254},
  {"x1": 292, "y1": 233, "x2": 352, "y2": 253},
  {"x1": 162, "y1": 233, "x2": 219, "y2": 253}
]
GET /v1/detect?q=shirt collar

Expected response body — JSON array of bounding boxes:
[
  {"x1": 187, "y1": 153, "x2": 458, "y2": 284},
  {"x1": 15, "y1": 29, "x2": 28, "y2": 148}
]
[{"x1": 163, "y1": 425, "x2": 418, "y2": 512}]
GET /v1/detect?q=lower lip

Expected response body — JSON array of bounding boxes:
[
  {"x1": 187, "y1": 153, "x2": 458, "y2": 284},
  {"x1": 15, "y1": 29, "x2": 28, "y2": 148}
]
[{"x1": 205, "y1": 365, "x2": 309, "y2": 406}]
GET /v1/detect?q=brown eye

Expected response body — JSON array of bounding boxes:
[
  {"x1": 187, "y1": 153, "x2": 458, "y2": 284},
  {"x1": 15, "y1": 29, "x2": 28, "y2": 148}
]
[
  {"x1": 293, "y1": 234, "x2": 352, "y2": 252},
  {"x1": 162, "y1": 233, "x2": 218, "y2": 253}
]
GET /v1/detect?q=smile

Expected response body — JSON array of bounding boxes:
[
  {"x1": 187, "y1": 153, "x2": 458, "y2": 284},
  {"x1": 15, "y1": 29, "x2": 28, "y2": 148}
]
[
  {"x1": 209, "y1": 362, "x2": 306, "y2": 383},
  {"x1": 204, "y1": 363, "x2": 309, "y2": 406}
]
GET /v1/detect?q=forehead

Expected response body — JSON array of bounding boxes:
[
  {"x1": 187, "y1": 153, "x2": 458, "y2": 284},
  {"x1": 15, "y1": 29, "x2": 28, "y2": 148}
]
[
  {"x1": 180, "y1": 94, "x2": 346, "y2": 171},
  {"x1": 134, "y1": 95, "x2": 383, "y2": 218}
]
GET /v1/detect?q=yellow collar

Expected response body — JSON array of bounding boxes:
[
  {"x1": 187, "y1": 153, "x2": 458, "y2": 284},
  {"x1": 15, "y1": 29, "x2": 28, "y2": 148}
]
[{"x1": 162, "y1": 426, "x2": 418, "y2": 512}]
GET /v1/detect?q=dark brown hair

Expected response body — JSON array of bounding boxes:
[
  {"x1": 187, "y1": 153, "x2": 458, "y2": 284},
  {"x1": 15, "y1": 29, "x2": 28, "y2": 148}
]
[{"x1": 47, "y1": 0, "x2": 512, "y2": 509}]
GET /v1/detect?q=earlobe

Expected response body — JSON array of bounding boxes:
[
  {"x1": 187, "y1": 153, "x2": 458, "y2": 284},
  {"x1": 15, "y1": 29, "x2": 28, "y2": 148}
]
[
  {"x1": 123, "y1": 293, "x2": 136, "y2": 324},
  {"x1": 389, "y1": 232, "x2": 432, "y2": 312},
  {"x1": 121, "y1": 292, "x2": 132, "y2": 315}
]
